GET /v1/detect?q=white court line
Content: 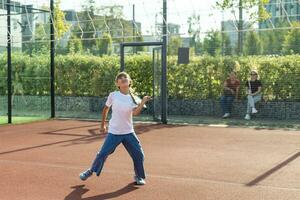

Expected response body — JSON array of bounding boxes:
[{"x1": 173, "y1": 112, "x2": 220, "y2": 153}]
[
  {"x1": 0, "y1": 159, "x2": 299, "y2": 191},
  {"x1": 208, "y1": 124, "x2": 229, "y2": 128}
]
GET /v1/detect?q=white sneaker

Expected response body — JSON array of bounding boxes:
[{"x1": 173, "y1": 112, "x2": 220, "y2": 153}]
[
  {"x1": 134, "y1": 176, "x2": 146, "y2": 185},
  {"x1": 252, "y1": 108, "x2": 258, "y2": 114},
  {"x1": 222, "y1": 113, "x2": 230, "y2": 118},
  {"x1": 79, "y1": 169, "x2": 93, "y2": 181},
  {"x1": 244, "y1": 114, "x2": 251, "y2": 120}
]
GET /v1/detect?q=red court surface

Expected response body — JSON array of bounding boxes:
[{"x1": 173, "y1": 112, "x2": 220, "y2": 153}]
[{"x1": 0, "y1": 119, "x2": 300, "y2": 200}]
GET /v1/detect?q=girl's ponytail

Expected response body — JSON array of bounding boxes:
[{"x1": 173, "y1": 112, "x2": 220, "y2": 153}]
[{"x1": 129, "y1": 89, "x2": 138, "y2": 105}]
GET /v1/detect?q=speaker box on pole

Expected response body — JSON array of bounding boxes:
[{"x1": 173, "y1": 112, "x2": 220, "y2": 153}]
[{"x1": 178, "y1": 47, "x2": 189, "y2": 64}]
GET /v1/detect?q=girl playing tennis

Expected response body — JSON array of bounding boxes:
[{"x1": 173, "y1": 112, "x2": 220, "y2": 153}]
[{"x1": 79, "y1": 72, "x2": 151, "y2": 185}]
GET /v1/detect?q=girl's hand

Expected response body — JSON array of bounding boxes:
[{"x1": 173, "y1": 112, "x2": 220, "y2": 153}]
[
  {"x1": 142, "y1": 96, "x2": 152, "y2": 103},
  {"x1": 100, "y1": 126, "x2": 107, "y2": 134}
]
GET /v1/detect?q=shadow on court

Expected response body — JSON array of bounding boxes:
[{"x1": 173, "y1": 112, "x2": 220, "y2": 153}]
[
  {"x1": 64, "y1": 183, "x2": 139, "y2": 200},
  {"x1": 246, "y1": 151, "x2": 300, "y2": 186},
  {"x1": 0, "y1": 122, "x2": 182, "y2": 155}
]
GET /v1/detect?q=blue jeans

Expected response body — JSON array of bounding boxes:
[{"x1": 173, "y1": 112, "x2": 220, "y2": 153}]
[
  {"x1": 246, "y1": 94, "x2": 261, "y2": 114},
  {"x1": 90, "y1": 132, "x2": 145, "y2": 179},
  {"x1": 220, "y1": 95, "x2": 235, "y2": 114}
]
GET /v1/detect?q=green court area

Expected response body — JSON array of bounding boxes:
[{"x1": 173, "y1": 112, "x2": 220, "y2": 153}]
[
  {"x1": 0, "y1": 116, "x2": 49, "y2": 125},
  {"x1": 1, "y1": 112, "x2": 299, "y2": 131},
  {"x1": 167, "y1": 116, "x2": 300, "y2": 130}
]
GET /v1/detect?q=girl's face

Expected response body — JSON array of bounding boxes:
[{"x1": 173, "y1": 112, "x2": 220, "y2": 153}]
[
  {"x1": 116, "y1": 76, "x2": 130, "y2": 91},
  {"x1": 229, "y1": 72, "x2": 236, "y2": 79},
  {"x1": 250, "y1": 72, "x2": 258, "y2": 80}
]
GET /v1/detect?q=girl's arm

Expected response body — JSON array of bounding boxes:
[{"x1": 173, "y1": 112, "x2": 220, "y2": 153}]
[
  {"x1": 250, "y1": 86, "x2": 262, "y2": 96},
  {"x1": 100, "y1": 105, "x2": 110, "y2": 133},
  {"x1": 224, "y1": 81, "x2": 234, "y2": 94},
  {"x1": 223, "y1": 80, "x2": 228, "y2": 89},
  {"x1": 223, "y1": 81, "x2": 230, "y2": 91},
  {"x1": 133, "y1": 96, "x2": 152, "y2": 116},
  {"x1": 235, "y1": 86, "x2": 240, "y2": 100}
]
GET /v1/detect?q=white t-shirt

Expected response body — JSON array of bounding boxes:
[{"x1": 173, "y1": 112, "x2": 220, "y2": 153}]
[{"x1": 105, "y1": 91, "x2": 141, "y2": 135}]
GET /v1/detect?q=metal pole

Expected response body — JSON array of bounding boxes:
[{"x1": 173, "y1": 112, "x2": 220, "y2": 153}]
[
  {"x1": 7, "y1": 0, "x2": 12, "y2": 124},
  {"x1": 238, "y1": 0, "x2": 243, "y2": 55},
  {"x1": 50, "y1": 0, "x2": 55, "y2": 118},
  {"x1": 152, "y1": 48, "x2": 155, "y2": 121},
  {"x1": 162, "y1": 0, "x2": 168, "y2": 124},
  {"x1": 221, "y1": 10, "x2": 224, "y2": 56},
  {"x1": 132, "y1": 4, "x2": 136, "y2": 54},
  {"x1": 120, "y1": 44, "x2": 125, "y2": 71}
]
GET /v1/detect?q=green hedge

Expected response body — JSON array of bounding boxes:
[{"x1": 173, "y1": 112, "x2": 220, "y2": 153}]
[
  {"x1": 0, "y1": 53, "x2": 50, "y2": 95},
  {"x1": 0, "y1": 53, "x2": 300, "y2": 101},
  {"x1": 168, "y1": 55, "x2": 300, "y2": 101}
]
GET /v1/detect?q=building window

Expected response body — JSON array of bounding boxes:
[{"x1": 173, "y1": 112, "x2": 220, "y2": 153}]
[
  {"x1": 0, "y1": 0, "x2": 3, "y2": 9},
  {"x1": 13, "y1": 20, "x2": 18, "y2": 30}
]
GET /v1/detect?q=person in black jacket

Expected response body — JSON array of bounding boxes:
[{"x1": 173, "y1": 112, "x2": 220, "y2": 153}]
[{"x1": 244, "y1": 70, "x2": 262, "y2": 120}]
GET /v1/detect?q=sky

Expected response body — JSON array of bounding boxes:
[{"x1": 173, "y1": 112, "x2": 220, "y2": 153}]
[
  {"x1": 15, "y1": 0, "x2": 245, "y2": 36},
  {"x1": 58, "y1": 0, "x2": 224, "y2": 36}
]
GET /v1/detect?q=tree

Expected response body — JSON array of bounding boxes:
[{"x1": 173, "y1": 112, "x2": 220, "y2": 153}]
[
  {"x1": 22, "y1": 0, "x2": 69, "y2": 55},
  {"x1": 96, "y1": 33, "x2": 113, "y2": 56},
  {"x1": 32, "y1": 24, "x2": 50, "y2": 54},
  {"x1": 216, "y1": 0, "x2": 270, "y2": 21},
  {"x1": 135, "y1": 34, "x2": 145, "y2": 52},
  {"x1": 282, "y1": 22, "x2": 300, "y2": 55},
  {"x1": 244, "y1": 31, "x2": 263, "y2": 55},
  {"x1": 67, "y1": 34, "x2": 83, "y2": 54},
  {"x1": 54, "y1": 0, "x2": 70, "y2": 39},
  {"x1": 188, "y1": 13, "x2": 201, "y2": 55},
  {"x1": 97, "y1": 5, "x2": 133, "y2": 44},
  {"x1": 168, "y1": 36, "x2": 182, "y2": 56},
  {"x1": 260, "y1": 30, "x2": 276, "y2": 55},
  {"x1": 222, "y1": 32, "x2": 232, "y2": 55},
  {"x1": 202, "y1": 30, "x2": 222, "y2": 56},
  {"x1": 76, "y1": 0, "x2": 97, "y2": 50},
  {"x1": 216, "y1": 0, "x2": 270, "y2": 55},
  {"x1": 260, "y1": 19, "x2": 289, "y2": 55},
  {"x1": 72, "y1": 3, "x2": 133, "y2": 54}
]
